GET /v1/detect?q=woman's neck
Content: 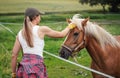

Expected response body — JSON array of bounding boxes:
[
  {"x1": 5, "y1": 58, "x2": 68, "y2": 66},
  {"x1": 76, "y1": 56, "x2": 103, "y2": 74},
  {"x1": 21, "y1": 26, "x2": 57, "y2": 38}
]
[{"x1": 31, "y1": 20, "x2": 38, "y2": 26}]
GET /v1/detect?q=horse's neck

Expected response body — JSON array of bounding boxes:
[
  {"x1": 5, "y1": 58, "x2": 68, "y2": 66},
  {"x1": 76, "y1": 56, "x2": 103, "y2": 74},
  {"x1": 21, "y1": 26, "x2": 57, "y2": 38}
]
[
  {"x1": 85, "y1": 36, "x2": 108, "y2": 66},
  {"x1": 85, "y1": 35, "x2": 120, "y2": 70}
]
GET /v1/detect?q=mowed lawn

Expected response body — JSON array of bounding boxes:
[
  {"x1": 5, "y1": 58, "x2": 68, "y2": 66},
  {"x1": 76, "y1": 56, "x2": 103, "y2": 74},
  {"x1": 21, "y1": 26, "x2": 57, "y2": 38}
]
[{"x1": 0, "y1": 0, "x2": 120, "y2": 78}]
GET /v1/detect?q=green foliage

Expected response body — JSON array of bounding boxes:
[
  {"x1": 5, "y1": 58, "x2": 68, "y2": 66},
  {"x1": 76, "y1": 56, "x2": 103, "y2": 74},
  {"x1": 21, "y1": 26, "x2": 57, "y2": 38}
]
[{"x1": 79, "y1": 0, "x2": 120, "y2": 12}]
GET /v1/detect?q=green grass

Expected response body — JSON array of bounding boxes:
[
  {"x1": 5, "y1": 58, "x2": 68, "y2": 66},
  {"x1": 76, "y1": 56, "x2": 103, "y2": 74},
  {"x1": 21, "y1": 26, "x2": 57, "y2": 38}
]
[
  {"x1": 0, "y1": 0, "x2": 120, "y2": 77},
  {"x1": 0, "y1": 13, "x2": 120, "y2": 78},
  {"x1": 0, "y1": 13, "x2": 92, "y2": 78},
  {"x1": 0, "y1": 0, "x2": 102, "y2": 14}
]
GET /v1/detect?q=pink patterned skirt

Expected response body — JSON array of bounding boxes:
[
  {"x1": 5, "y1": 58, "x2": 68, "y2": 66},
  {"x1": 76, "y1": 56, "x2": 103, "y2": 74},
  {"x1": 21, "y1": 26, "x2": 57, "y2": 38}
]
[{"x1": 16, "y1": 54, "x2": 48, "y2": 78}]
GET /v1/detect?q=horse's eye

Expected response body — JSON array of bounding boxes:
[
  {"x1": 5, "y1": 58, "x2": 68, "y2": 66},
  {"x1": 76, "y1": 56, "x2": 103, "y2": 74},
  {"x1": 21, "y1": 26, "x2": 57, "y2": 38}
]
[{"x1": 74, "y1": 32, "x2": 79, "y2": 36}]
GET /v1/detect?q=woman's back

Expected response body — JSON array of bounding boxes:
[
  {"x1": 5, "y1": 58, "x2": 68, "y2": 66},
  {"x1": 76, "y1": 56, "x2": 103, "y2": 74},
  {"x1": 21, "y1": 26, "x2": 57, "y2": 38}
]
[{"x1": 18, "y1": 26, "x2": 44, "y2": 57}]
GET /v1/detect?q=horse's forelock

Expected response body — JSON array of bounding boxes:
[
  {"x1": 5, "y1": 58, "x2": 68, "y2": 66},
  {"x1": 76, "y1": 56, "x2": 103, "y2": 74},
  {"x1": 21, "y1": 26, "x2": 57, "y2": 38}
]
[
  {"x1": 72, "y1": 14, "x2": 82, "y2": 19},
  {"x1": 71, "y1": 19, "x2": 85, "y2": 30}
]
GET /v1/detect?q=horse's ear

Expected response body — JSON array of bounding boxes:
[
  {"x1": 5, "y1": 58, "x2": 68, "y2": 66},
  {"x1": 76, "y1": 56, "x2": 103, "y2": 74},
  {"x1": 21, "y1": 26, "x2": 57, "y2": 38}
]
[
  {"x1": 82, "y1": 17, "x2": 89, "y2": 27},
  {"x1": 66, "y1": 18, "x2": 71, "y2": 24}
]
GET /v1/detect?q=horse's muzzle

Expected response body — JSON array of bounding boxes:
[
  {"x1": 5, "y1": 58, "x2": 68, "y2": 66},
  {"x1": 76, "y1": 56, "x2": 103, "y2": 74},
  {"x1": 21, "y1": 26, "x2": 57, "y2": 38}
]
[{"x1": 59, "y1": 46, "x2": 72, "y2": 59}]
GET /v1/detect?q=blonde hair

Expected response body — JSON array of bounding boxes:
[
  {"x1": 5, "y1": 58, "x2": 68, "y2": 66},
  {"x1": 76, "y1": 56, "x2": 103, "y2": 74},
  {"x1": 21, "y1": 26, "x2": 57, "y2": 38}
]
[{"x1": 71, "y1": 14, "x2": 120, "y2": 48}]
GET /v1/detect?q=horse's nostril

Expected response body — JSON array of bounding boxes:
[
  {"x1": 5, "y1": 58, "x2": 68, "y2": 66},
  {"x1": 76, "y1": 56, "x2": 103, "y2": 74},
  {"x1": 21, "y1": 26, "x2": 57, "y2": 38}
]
[
  {"x1": 59, "y1": 47, "x2": 71, "y2": 59},
  {"x1": 59, "y1": 48, "x2": 65, "y2": 57}
]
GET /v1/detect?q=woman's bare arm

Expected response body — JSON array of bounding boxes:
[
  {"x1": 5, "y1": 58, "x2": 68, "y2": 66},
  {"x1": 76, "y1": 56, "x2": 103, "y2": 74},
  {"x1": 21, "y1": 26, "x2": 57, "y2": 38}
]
[
  {"x1": 40, "y1": 26, "x2": 70, "y2": 38},
  {"x1": 11, "y1": 36, "x2": 21, "y2": 73}
]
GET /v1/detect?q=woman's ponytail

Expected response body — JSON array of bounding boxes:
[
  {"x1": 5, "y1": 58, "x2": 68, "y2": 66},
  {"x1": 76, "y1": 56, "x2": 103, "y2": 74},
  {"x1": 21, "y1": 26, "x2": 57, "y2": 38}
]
[
  {"x1": 22, "y1": 16, "x2": 33, "y2": 47},
  {"x1": 22, "y1": 8, "x2": 41, "y2": 47}
]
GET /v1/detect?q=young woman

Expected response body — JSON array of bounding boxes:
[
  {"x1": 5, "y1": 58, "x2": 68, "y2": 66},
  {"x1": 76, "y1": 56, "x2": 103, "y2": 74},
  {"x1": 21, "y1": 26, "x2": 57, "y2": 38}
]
[{"x1": 11, "y1": 8, "x2": 75, "y2": 78}]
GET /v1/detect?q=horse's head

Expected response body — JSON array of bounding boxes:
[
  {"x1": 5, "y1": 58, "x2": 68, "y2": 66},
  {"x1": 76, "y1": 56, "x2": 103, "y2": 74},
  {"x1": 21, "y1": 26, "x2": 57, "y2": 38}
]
[{"x1": 59, "y1": 16, "x2": 89, "y2": 59}]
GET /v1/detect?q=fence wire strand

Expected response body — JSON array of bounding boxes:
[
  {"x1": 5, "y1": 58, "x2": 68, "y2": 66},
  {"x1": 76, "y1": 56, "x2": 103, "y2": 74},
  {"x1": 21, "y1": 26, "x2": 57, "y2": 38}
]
[{"x1": 0, "y1": 22, "x2": 115, "y2": 78}]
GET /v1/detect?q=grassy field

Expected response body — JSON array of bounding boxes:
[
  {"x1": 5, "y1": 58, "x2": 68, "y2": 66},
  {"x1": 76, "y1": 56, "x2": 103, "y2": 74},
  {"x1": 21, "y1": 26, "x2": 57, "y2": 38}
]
[
  {"x1": 0, "y1": 0, "x2": 120, "y2": 78},
  {"x1": 0, "y1": 14, "x2": 92, "y2": 78},
  {"x1": 0, "y1": 13, "x2": 120, "y2": 78},
  {"x1": 0, "y1": 0, "x2": 103, "y2": 14}
]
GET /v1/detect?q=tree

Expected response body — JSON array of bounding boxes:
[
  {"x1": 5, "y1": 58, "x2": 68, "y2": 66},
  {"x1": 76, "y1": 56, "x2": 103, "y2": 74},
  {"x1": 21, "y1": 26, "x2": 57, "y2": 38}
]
[
  {"x1": 79, "y1": 0, "x2": 120, "y2": 12},
  {"x1": 108, "y1": 0, "x2": 120, "y2": 12}
]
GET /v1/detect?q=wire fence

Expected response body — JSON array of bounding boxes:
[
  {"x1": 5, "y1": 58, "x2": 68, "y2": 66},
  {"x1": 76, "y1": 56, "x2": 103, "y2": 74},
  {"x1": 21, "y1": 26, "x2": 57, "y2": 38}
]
[{"x1": 0, "y1": 22, "x2": 115, "y2": 78}]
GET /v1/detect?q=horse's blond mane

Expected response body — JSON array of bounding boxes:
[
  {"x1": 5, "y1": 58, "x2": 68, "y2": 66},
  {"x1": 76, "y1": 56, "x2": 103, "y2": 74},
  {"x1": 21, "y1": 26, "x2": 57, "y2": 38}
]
[{"x1": 71, "y1": 14, "x2": 120, "y2": 48}]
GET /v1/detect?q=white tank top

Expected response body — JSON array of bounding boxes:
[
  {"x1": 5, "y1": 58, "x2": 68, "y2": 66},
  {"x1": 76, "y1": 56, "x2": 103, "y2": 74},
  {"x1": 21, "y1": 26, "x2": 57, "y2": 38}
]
[{"x1": 18, "y1": 26, "x2": 44, "y2": 57}]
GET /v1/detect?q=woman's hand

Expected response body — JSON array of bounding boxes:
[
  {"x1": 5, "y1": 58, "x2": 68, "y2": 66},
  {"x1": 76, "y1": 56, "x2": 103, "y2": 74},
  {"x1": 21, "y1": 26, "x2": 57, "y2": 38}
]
[
  {"x1": 67, "y1": 23, "x2": 76, "y2": 29},
  {"x1": 39, "y1": 23, "x2": 76, "y2": 38},
  {"x1": 12, "y1": 73, "x2": 16, "y2": 78}
]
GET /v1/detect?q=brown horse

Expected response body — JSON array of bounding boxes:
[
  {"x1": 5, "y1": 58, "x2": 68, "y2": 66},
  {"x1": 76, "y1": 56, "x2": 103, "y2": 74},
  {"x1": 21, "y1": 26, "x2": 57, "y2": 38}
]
[{"x1": 59, "y1": 14, "x2": 120, "y2": 78}]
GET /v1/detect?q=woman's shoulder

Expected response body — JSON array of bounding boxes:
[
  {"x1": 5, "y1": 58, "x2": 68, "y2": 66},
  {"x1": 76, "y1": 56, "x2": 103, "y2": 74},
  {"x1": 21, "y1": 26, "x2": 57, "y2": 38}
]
[
  {"x1": 34, "y1": 25, "x2": 49, "y2": 29},
  {"x1": 16, "y1": 29, "x2": 23, "y2": 39},
  {"x1": 17, "y1": 29, "x2": 23, "y2": 35},
  {"x1": 39, "y1": 26, "x2": 52, "y2": 31},
  {"x1": 39, "y1": 25, "x2": 49, "y2": 28}
]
